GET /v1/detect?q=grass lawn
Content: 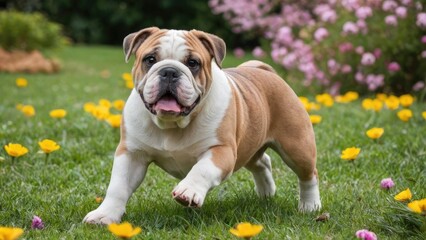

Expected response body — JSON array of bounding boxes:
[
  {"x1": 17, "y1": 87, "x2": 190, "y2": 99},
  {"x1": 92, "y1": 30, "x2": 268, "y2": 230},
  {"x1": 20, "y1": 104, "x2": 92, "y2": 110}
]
[{"x1": 0, "y1": 45, "x2": 425, "y2": 239}]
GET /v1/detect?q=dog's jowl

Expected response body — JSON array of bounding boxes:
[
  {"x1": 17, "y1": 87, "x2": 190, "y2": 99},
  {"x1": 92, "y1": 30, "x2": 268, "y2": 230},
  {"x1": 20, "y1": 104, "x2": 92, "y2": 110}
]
[{"x1": 84, "y1": 27, "x2": 321, "y2": 224}]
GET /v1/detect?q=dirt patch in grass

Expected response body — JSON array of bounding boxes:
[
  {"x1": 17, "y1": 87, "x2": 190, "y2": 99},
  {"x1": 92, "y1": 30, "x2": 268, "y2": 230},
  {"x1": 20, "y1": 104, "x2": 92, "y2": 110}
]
[{"x1": 0, "y1": 48, "x2": 61, "y2": 73}]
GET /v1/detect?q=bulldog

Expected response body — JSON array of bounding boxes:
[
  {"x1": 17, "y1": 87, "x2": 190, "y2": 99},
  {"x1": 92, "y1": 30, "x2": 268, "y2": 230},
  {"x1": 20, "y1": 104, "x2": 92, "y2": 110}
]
[{"x1": 83, "y1": 27, "x2": 321, "y2": 224}]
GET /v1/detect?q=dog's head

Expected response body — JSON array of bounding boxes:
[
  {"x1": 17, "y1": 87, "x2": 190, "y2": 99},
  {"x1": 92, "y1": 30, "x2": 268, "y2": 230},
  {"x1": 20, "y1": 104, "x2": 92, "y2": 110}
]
[{"x1": 123, "y1": 27, "x2": 226, "y2": 129}]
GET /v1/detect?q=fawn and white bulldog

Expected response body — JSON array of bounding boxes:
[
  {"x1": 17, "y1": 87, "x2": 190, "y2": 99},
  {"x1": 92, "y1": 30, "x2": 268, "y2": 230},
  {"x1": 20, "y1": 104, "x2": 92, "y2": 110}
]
[{"x1": 83, "y1": 27, "x2": 321, "y2": 224}]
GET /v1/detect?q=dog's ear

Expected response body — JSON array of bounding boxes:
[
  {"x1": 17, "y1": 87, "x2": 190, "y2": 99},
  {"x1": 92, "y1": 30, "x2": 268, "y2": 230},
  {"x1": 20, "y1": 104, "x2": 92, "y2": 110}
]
[
  {"x1": 123, "y1": 27, "x2": 160, "y2": 63},
  {"x1": 191, "y1": 30, "x2": 226, "y2": 68}
]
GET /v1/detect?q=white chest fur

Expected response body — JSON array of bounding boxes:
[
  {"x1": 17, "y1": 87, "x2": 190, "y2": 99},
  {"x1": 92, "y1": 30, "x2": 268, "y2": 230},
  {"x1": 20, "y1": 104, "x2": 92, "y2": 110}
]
[{"x1": 123, "y1": 63, "x2": 231, "y2": 179}]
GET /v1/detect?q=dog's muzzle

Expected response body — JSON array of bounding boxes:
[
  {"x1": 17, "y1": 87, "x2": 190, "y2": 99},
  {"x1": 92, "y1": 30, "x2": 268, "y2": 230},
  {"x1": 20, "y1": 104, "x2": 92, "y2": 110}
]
[{"x1": 140, "y1": 67, "x2": 200, "y2": 116}]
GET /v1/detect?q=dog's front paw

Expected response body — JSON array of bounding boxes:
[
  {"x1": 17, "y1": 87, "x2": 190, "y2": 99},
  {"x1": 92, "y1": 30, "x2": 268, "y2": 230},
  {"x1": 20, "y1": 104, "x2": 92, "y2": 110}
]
[
  {"x1": 172, "y1": 181, "x2": 207, "y2": 208},
  {"x1": 298, "y1": 178, "x2": 321, "y2": 213},
  {"x1": 83, "y1": 207, "x2": 124, "y2": 225}
]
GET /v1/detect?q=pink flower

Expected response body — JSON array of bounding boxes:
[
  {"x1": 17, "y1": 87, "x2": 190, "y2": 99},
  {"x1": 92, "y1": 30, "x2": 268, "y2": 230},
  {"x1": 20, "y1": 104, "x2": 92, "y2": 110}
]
[
  {"x1": 339, "y1": 42, "x2": 353, "y2": 53},
  {"x1": 314, "y1": 27, "x2": 329, "y2": 42},
  {"x1": 233, "y1": 48, "x2": 245, "y2": 58},
  {"x1": 380, "y1": 178, "x2": 395, "y2": 189},
  {"x1": 355, "y1": 72, "x2": 364, "y2": 83},
  {"x1": 356, "y1": 6, "x2": 373, "y2": 19},
  {"x1": 356, "y1": 229, "x2": 377, "y2": 240},
  {"x1": 401, "y1": 0, "x2": 411, "y2": 5},
  {"x1": 355, "y1": 46, "x2": 364, "y2": 54},
  {"x1": 385, "y1": 15, "x2": 398, "y2": 26},
  {"x1": 413, "y1": 81, "x2": 425, "y2": 91},
  {"x1": 321, "y1": 10, "x2": 338, "y2": 23},
  {"x1": 252, "y1": 46, "x2": 265, "y2": 58},
  {"x1": 31, "y1": 215, "x2": 44, "y2": 229},
  {"x1": 361, "y1": 52, "x2": 375, "y2": 65},
  {"x1": 395, "y1": 6, "x2": 407, "y2": 18},
  {"x1": 341, "y1": 64, "x2": 352, "y2": 73},
  {"x1": 382, "y1": 0, "x2": 398, "y2": 11},
  {"x1": 417, "y1": 13, "x2": 426, "y2": 28},
  {"x1": 366, "y1": 74, "x2": 384, "y2": 91},
  {"x1": 373, "y1": 48, "x2": 381, "y2": 59},
  {"x1": 421, "y1": 36, "x2": 426, "y2": 44},
  {"x1": 342, "y1": 21, "x2": 359, "y2": 34},
  {"x1": 387, "y1": 62, "x2": 401, "y2": 72}
]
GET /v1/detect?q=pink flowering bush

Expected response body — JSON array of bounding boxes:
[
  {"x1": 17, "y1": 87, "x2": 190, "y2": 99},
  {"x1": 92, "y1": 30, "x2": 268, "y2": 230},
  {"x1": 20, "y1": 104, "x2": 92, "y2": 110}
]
[{"x1": 210, "y1": 0, "x2": 426, "y2": 94}]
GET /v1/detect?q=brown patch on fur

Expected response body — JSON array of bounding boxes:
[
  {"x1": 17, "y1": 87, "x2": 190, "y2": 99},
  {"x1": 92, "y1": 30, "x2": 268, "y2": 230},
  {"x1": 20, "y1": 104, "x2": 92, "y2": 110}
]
[
  {"x1": 124, "y1": 28, "x2": 167, "y2": 87},
  {"x1": 215, "y1": 62, "x2": 318, "y2": 181},
  {"x1": 115, "y1": 114, "x2": 127, "y2": 157}
]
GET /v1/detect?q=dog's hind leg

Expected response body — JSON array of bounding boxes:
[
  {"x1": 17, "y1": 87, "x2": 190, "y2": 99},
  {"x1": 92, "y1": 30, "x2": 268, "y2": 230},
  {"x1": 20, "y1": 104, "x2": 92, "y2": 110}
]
[
  {"x1": 272, "y1": 138, "x2": 321, "y2": 212},
  {"x1": 245, "y1": 153, "x2": 276, "y2": 197}
]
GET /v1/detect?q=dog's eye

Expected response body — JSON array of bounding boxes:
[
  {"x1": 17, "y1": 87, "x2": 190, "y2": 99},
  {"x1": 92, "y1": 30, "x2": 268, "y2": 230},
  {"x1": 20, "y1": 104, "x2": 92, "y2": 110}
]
[
  {"x1": 144, "y1": 56, "x2": 157, "y2": 66},
  {"x1": 187, "y1": 59, "x2": 199, "y2": 69}
]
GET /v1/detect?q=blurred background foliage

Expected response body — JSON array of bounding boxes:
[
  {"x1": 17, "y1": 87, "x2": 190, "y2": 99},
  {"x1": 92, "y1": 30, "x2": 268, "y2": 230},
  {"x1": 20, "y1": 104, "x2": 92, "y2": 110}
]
[{"x1": 2, "y1": 0, "x2": 252, "y2": 47}]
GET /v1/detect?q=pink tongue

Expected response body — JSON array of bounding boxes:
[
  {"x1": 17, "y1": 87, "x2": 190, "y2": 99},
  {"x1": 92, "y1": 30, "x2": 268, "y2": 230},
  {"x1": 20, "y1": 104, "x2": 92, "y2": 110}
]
[{"x1": 154, "y1": 96, "x2": 182, "y2": 112}]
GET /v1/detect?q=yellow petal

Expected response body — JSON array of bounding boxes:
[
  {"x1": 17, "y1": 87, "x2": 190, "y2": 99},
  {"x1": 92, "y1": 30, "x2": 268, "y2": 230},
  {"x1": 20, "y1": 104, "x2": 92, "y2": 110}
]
[
  {"x1": 394, "y1": 188, "x2": 412, "y2": 202},
  {"x1": 407, "y1": 201, "x2": 422, "y2": 213},
  {"x1": 0, "y1": 227, "x2": 24, "y2": 240}
]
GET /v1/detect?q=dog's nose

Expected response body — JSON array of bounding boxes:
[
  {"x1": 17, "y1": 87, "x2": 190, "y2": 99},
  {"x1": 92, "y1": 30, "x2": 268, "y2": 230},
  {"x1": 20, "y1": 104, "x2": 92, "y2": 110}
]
[{"x1": 159, "y1": 67, "x2": 180, "y2": 82}]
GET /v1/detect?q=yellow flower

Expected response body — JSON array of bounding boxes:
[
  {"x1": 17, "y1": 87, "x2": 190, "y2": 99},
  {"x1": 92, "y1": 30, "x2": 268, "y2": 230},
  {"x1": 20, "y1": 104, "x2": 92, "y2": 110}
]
[
  {"x1": 316, "y1": 93, "x2": 334, "y2": 107},
  {"x1": 92, "y1": 106, "x2": 110, "y2": 120},
  {"x1": 341, "y1": 147, "x2": 361, "y2": 161},
  {"x1": 0, "y1": 227, "x2": 24, "y2": 240},
  {"x1": 407, "y1": 199, "x2": 426, "y2": 214},
  {"x1": 397, "y1": 109, "x2": 413, "y2": 122},
  {"x1": 108, "y1": 222, "x2": 141, "y2": 239},
  {"x1": 20, "y1": 105, "x2": 35, "y2": 117},
  {"x1": 336, "y1": 91, "x2": 359, "y2": 103},
  {"x1": 15, "y1": 78, "x2": 28, "y2": 88},
  {"x1": 83, "y1": 102, "x2": 96, "y2": 113},
  {"x1": 106, "y1": 114, "x2": 122, "y2": 128},
  {"x1": 125, "y1": 80, "x2": 134, "y2": 89},
  {"x1": 399, "y1": 94, "x2": 414, "y2": 108},
  {"x1": 229, "y1": 222, "x2": 264, "y2": 239},
  {"x1": 394, "y1": 188, "x2": 412, "y2": 202},
  {"x1": 49, "y1": 109, "x2": 67, "y2": 119},
  {"x1": 362, "y1": 98, "x2": 374, "y2": 110},
  {"x1": 4, "y1": 143, "x2": 29, "y2": 158},
  {"x1": 422, "y1": 111, "x2": 426, "y2": 120},
  {"x1": 309, "y1": 115, "x2": 322, "y2": 125},
  {"x1": 375, "y1": 93, "x2": 387, "y2": 101},
  {"x1": 366, "y1": 127, "x2": 384, "y2": 140},
  {"x1": 122, "y1": 73, "x2": 133, "y2": 82},
  {"x1": 95, "y1": 197, "x2": 103, "y2": 203},
  {"x1": 385, "y1": 95, "x2": 400, "y2": 110},
  {"x1": 99, "y1": 99, "x2": 111, "y2": 109},
  {"x1": 38, "y1": 139, "x2": 60, "y2": 154},
  {"x1": 113, "y1": 99, "x2": 126, "y2": 111},
  {"x1": 372, "y1": 99, "x2": 383, "y2": 112}
]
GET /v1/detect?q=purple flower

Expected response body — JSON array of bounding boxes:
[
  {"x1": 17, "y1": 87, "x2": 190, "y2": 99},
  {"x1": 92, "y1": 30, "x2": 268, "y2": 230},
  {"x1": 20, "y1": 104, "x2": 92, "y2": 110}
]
[
  {"x1": 421, "y1": 36, "x2": 426, "y2": 44},
  {"x1": 31, "y1": 215, "x2": 44, "y2": 230},
  {"x1": 342, "y1": 21, "x2": 359, "y2": 34},
  {"x1": 395, "y1": 6, "x2": 407, "y2": 18},
  {"x1": 356, "y1": 6, "x2": 373, "y2": 19},
  {"x1": 385, "y1": 15, "x2": 398, "y2": 26},
  {"x1": 341, "y1": 64, "x2": 352, "y2": 74},
  {"x1": 380, "y1": 178, "x2": 395, "y2": 189},
  {"x1": 401, "y1": 0, "x2": 411, "y2": 5},
  {"x1": 373, "y1": 48, "x2": 382, "y2": 59},
  {"x1": 355, "y1": 72, "x2": 364, "y2": 83},
  {"x1": 252, "y1": 46, "x2": 265, "y2": 58},
  {"x1": 339, "y1": 42, "x2": 353, "y2": 53},
  {"x1": 361, "y1": 52, "x2": 375, "y2": 66},
  {"x1": 233, "y1": 48, "x2": 245, "y2": 58},
  {"x1": 417, "y1": 13, "x2": 426, "y2": 29},
  {"x1": 314, "y1": 27, "x2": 329, "y2": 42},
  {"x1": 413, "y1": 81, "x2": 425, "y2": 91},
  {"x1": 356, "y1": 229, "x2": 377, "y2": 240},
  {"x1": 382, "y1": 0, "x2": 398, "y2": 12},
  {"x1": 355, "y1": 46, "x2": 364, "y2": 54},
  {"x1": 387, "y1": 62, "x2": 400, "y2": 72}
]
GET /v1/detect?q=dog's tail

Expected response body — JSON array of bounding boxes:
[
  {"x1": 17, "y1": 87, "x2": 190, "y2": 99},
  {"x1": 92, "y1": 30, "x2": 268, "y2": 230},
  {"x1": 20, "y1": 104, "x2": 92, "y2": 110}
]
[{"x1": 237, "y1": 60, "x2": 277, "y2": 74}]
